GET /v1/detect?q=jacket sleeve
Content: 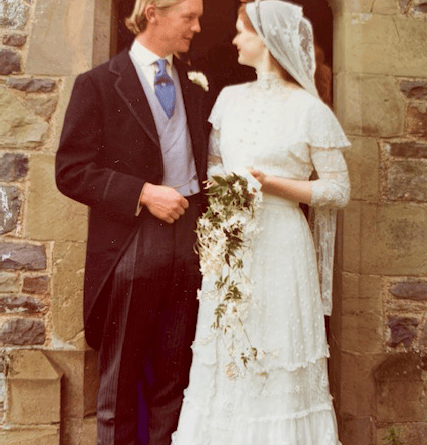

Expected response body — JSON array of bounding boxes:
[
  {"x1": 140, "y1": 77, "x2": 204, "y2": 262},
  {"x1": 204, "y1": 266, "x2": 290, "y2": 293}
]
[{"x1": 55, "y1": 73, "x2": 146, "y2": 219}]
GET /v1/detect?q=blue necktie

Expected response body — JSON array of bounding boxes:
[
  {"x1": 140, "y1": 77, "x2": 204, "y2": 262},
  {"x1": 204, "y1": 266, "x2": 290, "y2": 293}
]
[{"x1": 154, "y1": 59, "x2": 176, "y2": 119}]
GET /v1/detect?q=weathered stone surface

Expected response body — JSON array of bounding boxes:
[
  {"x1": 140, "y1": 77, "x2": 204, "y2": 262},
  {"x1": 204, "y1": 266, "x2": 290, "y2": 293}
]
[
  {"x1": 52, "y1": 242, "x2": 86, "y2": 342},
  {"x1": 0, "y1": 86, "x2": 49, "y2": 148},
  {"x1": 388, "y1": 317, "x2": 419, "y2": 347},
  {"x1": 62, "y1": 416, "x2": 97, "y2": 445},
  {"x1": 23, "y1": 95, "x2": 58, "y2": 120},
  {"x1": 22, "y1": 275, "x2": 49, "y2": 294},
  {"x1": 2, "y1": 33, "x2": 27, "y2": 47},
  {"x1": 0, "y1": 272, "x2": 19, "y2": 292},
  {"x1": 0, "y1": 0, "x2": 30, "y2": 29},
  {"x1": 342, "y1": 202, "x2": 427, "y2": 275},
  {"x1": 341, "y1": 415, "x2": 374, "y2": 445},
  {"x1": 345, "y1": 137, "x2": 379, "y2": 202},
  {"x1": 0, "y1": 153, "x2": 28, "y2": 181},
  {"x1": 390, "y1": 281, "x2": 427, "y2": 301},
  {"x1": 0, "y1": 318, "x2": 45, "y2": 345},
  {"x1": 0, "y1": 48, "x2": 21, "y2": 74},
  {"x1": 341, "y1": 273, "x2": 383, "y2": 354},
  {"x1": 0, "y1": 242, "x2": 46, "y2": 270},
  {"x1": 8, "y1": 350, "x2": 62, "y2": 425},
  {"x1": 335, "y1": 73, "x2": 405, "y2": 137},
  {"x1": 6, "y1": 77, "x2": 56, "y2": 92},
  {"x1": 387, "y1": 159, "x2": 427, "y2": 202},
  {"x1": 26, "y1": 154, "x2": 88, "y2": 241},
  {"x1": 374, "y1": 353, "x2": 427, "y2": 422},
  {"x1": 1, "y1": 427, "x2": 60, "y2": 445},
  {"x1": 407, "y1": 104, "x2": 427, "y2": 138},
  {"x1": 386, "y1": 140, "x2": 427, "y2": 159},
  {"x1": 0, "y1": 185, "x2": 21, "y2": 234},
  {"x1": 399, "y1": 0, "x2": 411, "y2": 12},
  {"x1": 400, "y1": 80, "x2": 427, "y2": 100},
  {"x1": 0, "y1": 295, "x2": 45, "y2": 313},
  {"x1": 412, "y1": 1, "x2": 427, "y2": 16},
  {"x1": 334, "y1": 14, "x2": 427, "y2": 77},
  {"x1": 26, "y1": 0, "x2": 95, "y2": 75}
]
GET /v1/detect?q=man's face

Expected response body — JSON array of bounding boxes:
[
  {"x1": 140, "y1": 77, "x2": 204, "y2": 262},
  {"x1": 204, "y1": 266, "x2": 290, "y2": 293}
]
[{"x1": 153, "y1": 0, "x2": 203, "y2": 56}]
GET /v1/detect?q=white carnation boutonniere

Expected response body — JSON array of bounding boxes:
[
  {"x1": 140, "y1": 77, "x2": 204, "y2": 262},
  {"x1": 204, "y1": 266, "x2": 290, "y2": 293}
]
[{"x1": 187, "y1": 71, "x2": 209, "y2": 91}]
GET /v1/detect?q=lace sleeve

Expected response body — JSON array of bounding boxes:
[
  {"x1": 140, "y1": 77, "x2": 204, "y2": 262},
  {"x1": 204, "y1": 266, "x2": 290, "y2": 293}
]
[
  {"x1": 310, "y1": 146, "x2": 350, "y2": 208},
  {"x1": 309, "y1": 146, "x2": 350, "y2": 316}
]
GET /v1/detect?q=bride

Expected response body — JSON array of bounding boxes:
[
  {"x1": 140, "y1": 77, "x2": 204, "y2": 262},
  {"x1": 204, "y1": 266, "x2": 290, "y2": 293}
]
[{"x1": 172, "y1": 1, "x2": 350, "y2": 443}]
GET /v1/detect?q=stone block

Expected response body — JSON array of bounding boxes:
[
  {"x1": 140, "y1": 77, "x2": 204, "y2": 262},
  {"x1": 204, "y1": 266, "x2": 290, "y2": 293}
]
[
  {"x1": 0, "y1": 153, "x2": 29, "y2": 181},
  {"x1": 0, "y1": 185, "x2": 21, "y2": 235},
  {"x1": 388, "y1": 316, "x2": 419, "y2": 348},
  {"x1": 373, "y1": 353, "x2": 427, "y2": 423},
  {"x1": 386, "y1": 140, "x2": 427, "y2": 159},
  {"x1": 342, "y1": 202, "x2": 427, "y2": 275},
  {"x1": 22, "y1": 275, "x2": 49, "y2": 294},
  {"x1": 7, "y1": 350, "x2": 62, "y2": 425},
  {"x1": 6, "y1": 77, "x2": 56, "y2": 93},
  {"x1": 387, "y1": 158, "x2": 427, "y2": 202},
  {"x1": 0, "y1": 295, "x2": 45, "y2": 314},
  {"x1": 2, "y1": 34, "x2": 27, "y2": 47},
  {"x1": 0, "y1": 0, "x2": 30, "y2": 29},
  {"x1": 334, "y1": 73, "x2": 405, "y2": 137},
  {"x1": 345, "y1": 137, "x2": 379, "y2": 202},
  {"x1": 341, "y1": 273, "x2": 383, "y2": 354},
  {"x1": 334, "y1": 14, "x2": 427, "y2": 77},
  {"x1": 26, "y1": 154, "x2": 88, "y2": 242},
  {"x1": 23, "y1": 95, "x2": 58, "y2": 121},
  {"x1": 340, "y1": 352, "x2": 384, "y2": 416},
  {"x1": 0, "y1": 86, "x2": 49, "y2": 148},
  {"x1": 0, "y1": 272, "x2": 19, "y2": 292},
  {"x1": 400, "y1": 79, "x2": 427, "y2": 100},
  {"x1": 26, "y1": 0, "x2": 95, "y2": 75},
  {"x1": 44, "y1": 348, "x2": 99, "y2": 419},
  {"x1": 1, "y1": 426, "x2": 60, "y2": 445},
  {"x1": 52, "y1": 242, "x2": 86, "y2": 343},
  {"x1": 390, "y1": 280, "x2": 427, "y2": 301},
  {"x1": 62, "y1": 416, "x2": 97, "y2": 445},
  {"x1": 0, "y1": 318, "x2": 45, "y2": 345},
  {"x1": 407, "y1": 104, "x2": 427, "y2": 138},
  {"x1": 377, "y1": 423, "x2": 427, "y2": 445},
  {"x1": 341, "y1": 415, "x2": 375, "y2": 445},
  {"x1": 0, "y1": 48, "x2": 21, "y2": 74},
  {"x1": 0, "y1": 242, "x2": 46, "y2": 270}
]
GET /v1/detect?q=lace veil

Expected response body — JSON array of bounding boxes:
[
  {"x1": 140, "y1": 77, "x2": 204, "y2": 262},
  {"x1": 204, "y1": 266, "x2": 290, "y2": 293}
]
[
  {"x1": 246, "y1": 0, "x2": 319, "y2": 98},
  {"x1": 247, "y1": 0, "x2": 344, "y2": 315}
]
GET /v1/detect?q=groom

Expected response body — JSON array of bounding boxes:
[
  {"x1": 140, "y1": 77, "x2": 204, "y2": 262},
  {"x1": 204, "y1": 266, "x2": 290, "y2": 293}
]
[{"x1": 55, "y1": 0, "x2": 207, "y2": 444}]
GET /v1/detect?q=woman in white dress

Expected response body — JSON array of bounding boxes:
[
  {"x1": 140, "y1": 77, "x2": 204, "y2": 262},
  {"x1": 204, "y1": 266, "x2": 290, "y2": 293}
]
[{"x1": 172, "y1": 1, "x2": 350, "y2": 443}]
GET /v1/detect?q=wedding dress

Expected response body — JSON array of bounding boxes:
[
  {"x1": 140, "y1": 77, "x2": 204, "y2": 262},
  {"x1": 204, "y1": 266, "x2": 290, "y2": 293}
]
[{"x1": 172, "y1": 73, "x2": 350, "y2": 445}]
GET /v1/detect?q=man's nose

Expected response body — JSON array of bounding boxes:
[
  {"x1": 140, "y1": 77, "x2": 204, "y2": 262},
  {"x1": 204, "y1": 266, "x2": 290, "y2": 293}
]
[{"x1": 191, "y1": 18, "x2": 201, "y2": 33}]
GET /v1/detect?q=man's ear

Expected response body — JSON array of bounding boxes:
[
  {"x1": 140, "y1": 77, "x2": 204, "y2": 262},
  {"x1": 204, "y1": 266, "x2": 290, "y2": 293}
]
[{"x1": 145, "y1": 4, "x2": 157, "y2": 24}]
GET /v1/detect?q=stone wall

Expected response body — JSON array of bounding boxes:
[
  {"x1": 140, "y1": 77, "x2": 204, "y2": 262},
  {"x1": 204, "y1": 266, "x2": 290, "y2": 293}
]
[
  {"x1": 330, "y1": 0, "x2": 427, "y2": 443},
  {"x1": 0, "y1": 0, "x2": 110, "y2": 443}
]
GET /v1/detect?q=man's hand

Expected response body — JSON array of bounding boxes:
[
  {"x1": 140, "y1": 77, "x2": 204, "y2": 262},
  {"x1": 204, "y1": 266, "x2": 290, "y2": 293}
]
[{"x1": 140, "y1": 183, "x2": 189, "y2": 224}]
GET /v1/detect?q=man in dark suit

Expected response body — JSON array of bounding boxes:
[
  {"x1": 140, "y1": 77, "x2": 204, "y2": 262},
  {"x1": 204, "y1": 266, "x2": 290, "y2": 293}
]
[{"x1": 55, "y1": 1, "x2": 207, "y2": 444}]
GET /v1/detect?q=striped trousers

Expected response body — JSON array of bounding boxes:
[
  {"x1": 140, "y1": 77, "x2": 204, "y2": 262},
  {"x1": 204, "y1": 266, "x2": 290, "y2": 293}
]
[{"x1": 96, "y1": 194, "x2": 202, "y2": 445}]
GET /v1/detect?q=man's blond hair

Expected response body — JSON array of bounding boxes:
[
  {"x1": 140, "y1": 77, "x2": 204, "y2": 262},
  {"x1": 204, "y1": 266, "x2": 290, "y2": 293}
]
[{"x1": 126, "y1": 0, "x2": 186, "y2": 35}]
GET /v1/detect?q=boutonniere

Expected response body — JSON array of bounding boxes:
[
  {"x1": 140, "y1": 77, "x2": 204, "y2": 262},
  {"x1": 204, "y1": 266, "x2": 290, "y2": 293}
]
[{"x1": 187, "y1": 71, "x2": 209, "y2": 91}]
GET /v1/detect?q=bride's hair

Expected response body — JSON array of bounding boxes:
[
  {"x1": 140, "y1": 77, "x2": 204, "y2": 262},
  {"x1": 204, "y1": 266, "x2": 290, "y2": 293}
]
[
  {"x1": 237, "y1": 4, "x2": 299, "y2": 86},
  {"x1": 126, "y1": 0, "x2": 185, "y2": 35}
]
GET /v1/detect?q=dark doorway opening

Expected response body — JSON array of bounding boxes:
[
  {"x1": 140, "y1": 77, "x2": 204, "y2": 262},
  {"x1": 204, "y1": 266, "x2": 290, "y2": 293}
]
[{"x1": 110, "y1": 0, "x2": 333, "y2": 102}]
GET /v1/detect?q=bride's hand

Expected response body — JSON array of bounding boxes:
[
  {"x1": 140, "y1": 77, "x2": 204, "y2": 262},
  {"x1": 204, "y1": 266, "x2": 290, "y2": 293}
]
[{"x1": 250, "y1": 169, "x2": 267, "y2": 185}]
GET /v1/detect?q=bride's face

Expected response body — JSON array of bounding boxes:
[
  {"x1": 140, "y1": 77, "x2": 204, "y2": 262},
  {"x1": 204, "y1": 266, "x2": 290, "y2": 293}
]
[{"x1": 232, "y1": 18, "x2": 267, "y2": 68}]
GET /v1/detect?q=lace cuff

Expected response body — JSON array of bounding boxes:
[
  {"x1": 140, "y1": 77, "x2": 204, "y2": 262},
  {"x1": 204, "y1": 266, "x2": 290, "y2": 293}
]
[{"x1": 310, "y1": 147, "x2": 350, "y2": 208}]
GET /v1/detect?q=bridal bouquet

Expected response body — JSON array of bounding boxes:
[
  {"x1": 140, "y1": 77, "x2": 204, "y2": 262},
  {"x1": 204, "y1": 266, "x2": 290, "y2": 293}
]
[{"x1": 196, "y1": 170, "x2": 264, "y2": 377}]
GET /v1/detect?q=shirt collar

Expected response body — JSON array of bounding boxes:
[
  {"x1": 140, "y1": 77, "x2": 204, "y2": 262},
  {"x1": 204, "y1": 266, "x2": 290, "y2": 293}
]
[{"x1": 130, "y1": 39, "x2": 174, "y2": 67}]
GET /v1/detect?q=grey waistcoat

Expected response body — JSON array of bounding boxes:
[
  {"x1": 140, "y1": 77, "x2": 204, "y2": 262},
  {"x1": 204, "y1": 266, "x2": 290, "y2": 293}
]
[{"x1": 130, "y1": 58, "x2": 200, "y2": 197}]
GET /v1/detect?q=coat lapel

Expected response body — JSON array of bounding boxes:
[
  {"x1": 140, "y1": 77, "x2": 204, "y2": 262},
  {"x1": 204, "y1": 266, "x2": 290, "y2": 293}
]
[{"x1": 109, "y1": 51, "x2": 160, "y2": 149}]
